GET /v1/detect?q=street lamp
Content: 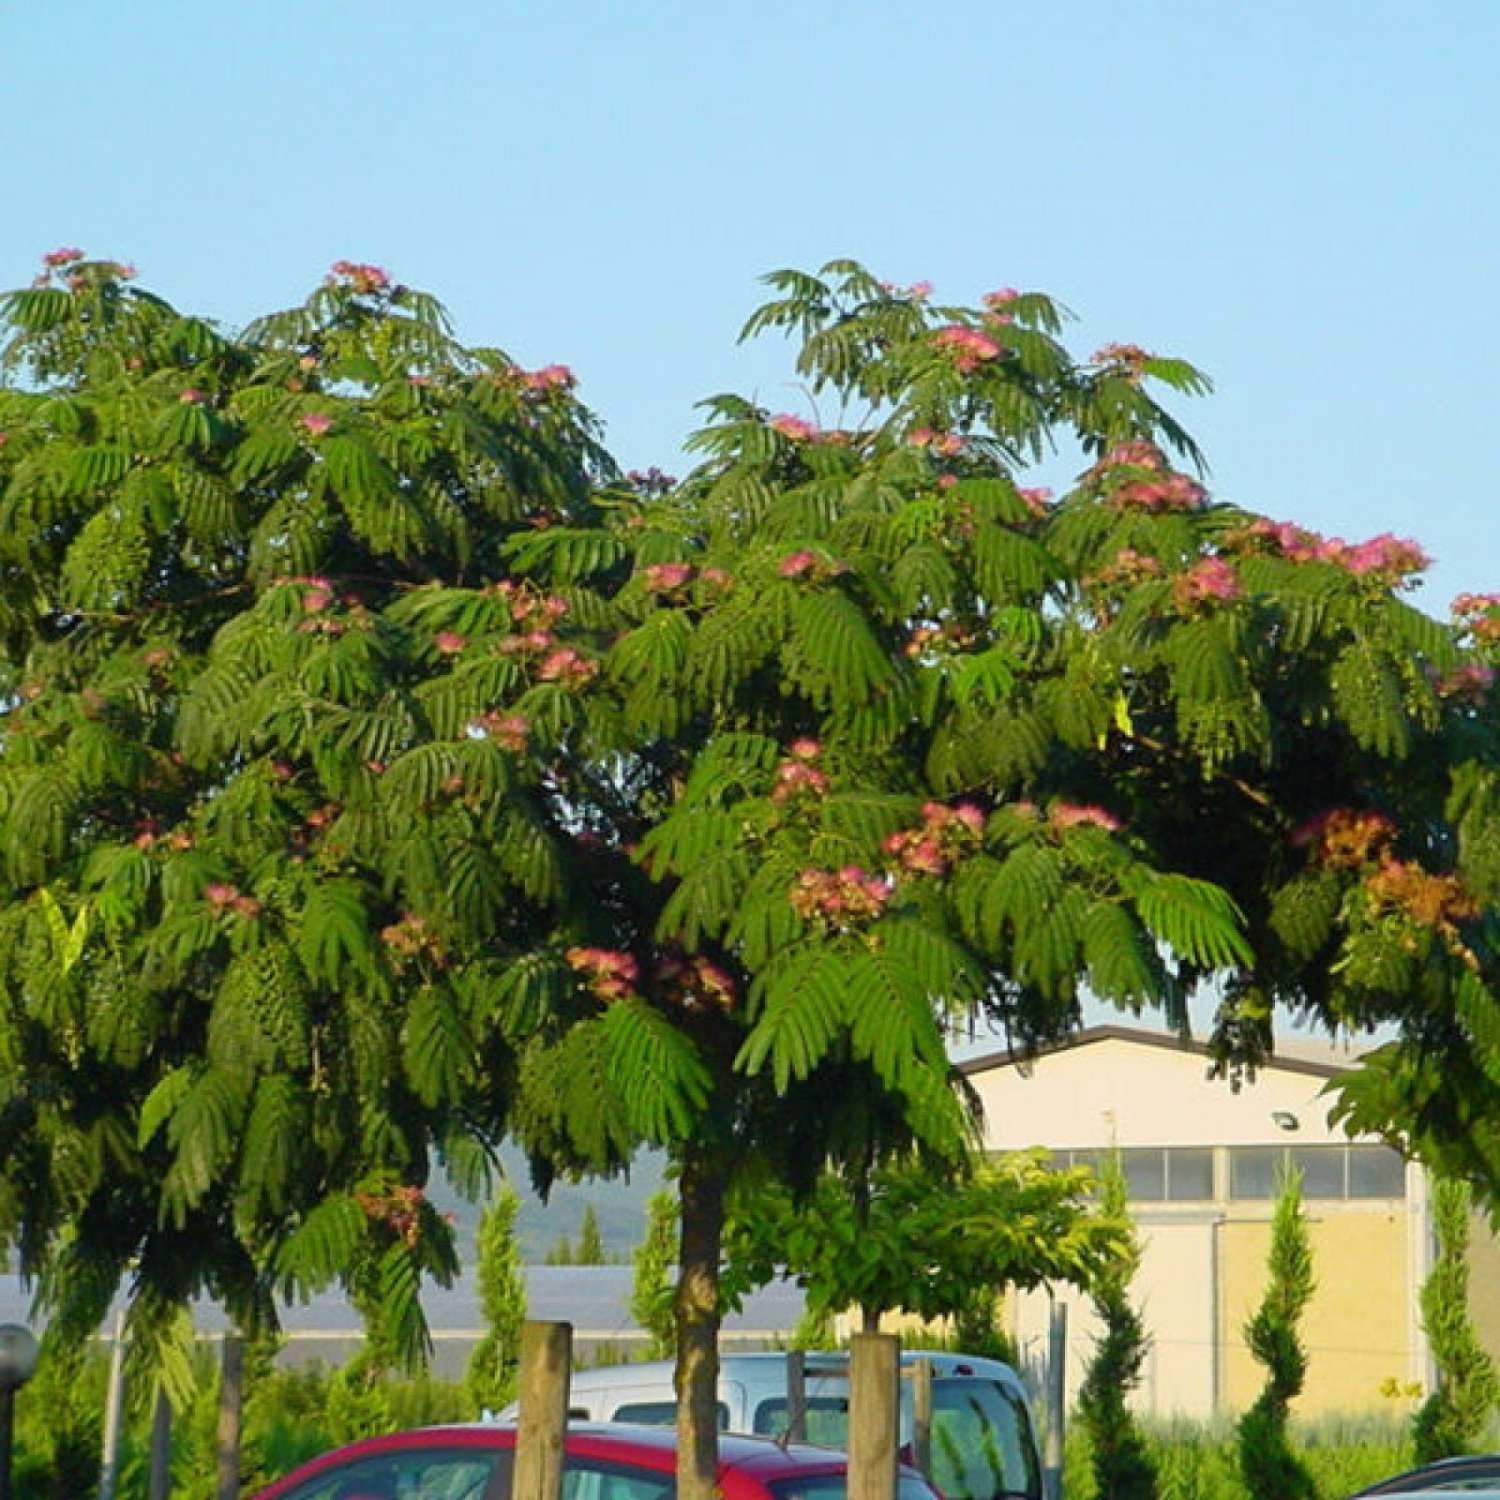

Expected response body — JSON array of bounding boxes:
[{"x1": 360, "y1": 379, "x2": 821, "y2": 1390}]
[{"x1": 0, "y1": 1324, "x2": 39, "y2": 1500}]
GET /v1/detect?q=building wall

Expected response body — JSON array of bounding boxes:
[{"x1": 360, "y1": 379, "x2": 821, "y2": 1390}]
[
  {"x1": 969, "y1": 1033, "x2": 1352, "y2": 1153},
  {"x1": 1466, "y1": 1208, "x2": 1500, "y2": 1376},
  {"x1": 1218, "y1": 1206, "x2": 1412, "y2": 1414},
  {"x1": 969, "y1": 1030, "x2": 1425, "y2": 1419}
]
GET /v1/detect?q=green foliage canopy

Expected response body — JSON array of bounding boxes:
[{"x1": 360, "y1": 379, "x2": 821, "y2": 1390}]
[
  {"x1": 7, "y1": 253, "x2": 1500, "y2": 1499},
  {"x1": 0, "y1": 253, "x2": 614, "y2": 1366},
  {"x1": 721, "y1": 1151, "x2": 1128, "y2": 1331}
]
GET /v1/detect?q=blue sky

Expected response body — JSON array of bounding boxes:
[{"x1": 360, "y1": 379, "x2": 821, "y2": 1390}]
[{"x1": 5, "y1": 1, "x2": 1498, "y2": 612}]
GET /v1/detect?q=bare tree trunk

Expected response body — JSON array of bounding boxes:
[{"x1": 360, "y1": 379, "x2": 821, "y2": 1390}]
[
  {"x1": 674, "y1": 1152, "x2": 725, "y2": 1500},
  {"x1": 215, "y1": 1334, "x2": 244, "y2": 1500},
  {"x1": 147, "y1": 1388, "x2": 173, "y2": 1500}
]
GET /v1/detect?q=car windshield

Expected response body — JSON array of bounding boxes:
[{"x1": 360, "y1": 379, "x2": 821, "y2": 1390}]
[
  {"x1": 752, "y1": 1379, "x2": 1041, "y2": 1500},
  {"x1": 927, "y1": 1381, "x2": 1042, "y2": 1500}
]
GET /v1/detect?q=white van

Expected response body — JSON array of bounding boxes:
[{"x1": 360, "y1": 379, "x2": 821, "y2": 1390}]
[{"x1": 503, "y1": 1351, "x2": 1042, "y2": 1500}]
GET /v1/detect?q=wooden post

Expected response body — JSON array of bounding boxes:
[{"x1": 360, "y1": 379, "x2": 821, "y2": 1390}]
[
  {"x1": 514, "y1": 1320, "x2": 572, "y2": 1500},
  {"x1": 910, "y1": 1358, "x2": 932, "y2": 1479},
  {"x1": 849, "y1": 1333, "x2": 899, "y2": 1500},
  {"x1": 148, "y1": 1386, "x2": 173, "y2": 1500},
  {"x1": 1044, "y1": 1300, "x2": 1068, "y2": 1500},
  {"x1": 214, "y1": 1335, "x2": 244, "y2": 1500},
  {"x1": 785, "y1": 1350, "x2": 807, "y2": 1442}
]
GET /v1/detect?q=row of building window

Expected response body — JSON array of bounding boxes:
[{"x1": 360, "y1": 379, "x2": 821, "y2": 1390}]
[{"x1": 1053, "y1": 1144, "x2": 1407, "y2": 1202}]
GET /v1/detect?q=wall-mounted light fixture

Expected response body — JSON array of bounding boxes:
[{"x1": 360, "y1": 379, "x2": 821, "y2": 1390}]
[{"x1": 1271, "y1": 1110, "x2": 1300, "y2": 1132}]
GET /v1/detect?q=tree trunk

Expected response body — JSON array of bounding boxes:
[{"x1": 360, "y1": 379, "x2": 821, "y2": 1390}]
[
  {"x1": 215, "y1": 1334, "x2": 244, "y2": 1500},
  {"x1": 674, "y1": 1152, "x2": 725, "y2": 1500}
]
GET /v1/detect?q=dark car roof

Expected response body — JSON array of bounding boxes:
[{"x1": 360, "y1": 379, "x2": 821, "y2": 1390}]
[
  {"x1": 1353, "y1": 1453, "x2": 1500, "y2": 1495},
  {"x1": 253, "y1": 1421, "x2": 860, "y2": 1499}
]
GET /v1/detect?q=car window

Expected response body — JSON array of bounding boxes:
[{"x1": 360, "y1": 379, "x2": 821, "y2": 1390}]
[
  {"x1": 558, "y1": 1459, "x2": 674, "y2": 1500},
  {"x1": 752, "y1": 1395, "x2": 851, "y2": 1445},
  {"x1": 610, "y1": 1399, "x2": 729, "y2": 1429},
  {"x1": 275, "y1": 1449, "x2": 499, "y2": 1500}
]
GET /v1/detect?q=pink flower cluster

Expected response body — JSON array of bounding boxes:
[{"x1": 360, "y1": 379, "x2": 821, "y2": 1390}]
[
  {"x1": 330, "y1": 260, "x2": 390, "y2": 295},
  {"x1": 537, "y1": 647, "x2": 598, "y2": 688},
  {"x1": 1088, "y1": 442, "x2": 1205, "y2": 512},
  {"x1": 769, "y1": 414, "x2": 818, "y2": 441},
  {"x1": 640, "y1": 562, "x2": 695, "y2": 593},
  {"x1": 290, "y1": 574, "x2": 343, "y2": 614},
  {"x1": 778, "y1": 548, "x2": 846, "y2": 582},
  {"x1": 490, "y1": 581, "x2": 574, "y2": 662},
  {"x1": 771, "y1": 738, "x2": 830, "y2": 802},
  {"x1": 381, "y1": 912, "x2": 445, "y2": 965},
  {"x1": 1290, "y1": 808, "x2": 1395, "y2": 868},
  {"x1": 908, "y1": 428, "x2": 966, "y2": 456},
  {"x1": 1240, "y1": 520, "x2": 1429, "y2": 584},
  {"x1": 883, "y1": 800, "x2": 987, "y2": 878},
  {"x1": 1173, "y1": 556, "x2": 1243, "y2": 610},
  {"x1": 880, "y1": 279, "x2": 933, "y2": 301},
  {"x1": 179, "y1": 388, "x2": 205, "y2": 405},
  {"x1": 1096, "y1": 440, "x2": 1166, "y2": 471},
  {"x1": 1435, "y1": 662, "x2": 1495, "y2": 703},
  {"x1": 355, "y1": 1181, "x2": 426, "y2": 1248},
  {"x1": 471, "y1": 710, "x2": 530, "y2": 753},
  {"x1": 1017, "y1": 486, "x2": 1052, "y2": 517},
  {"x1": 490, "y1": 578, "x2": 570, "y2": 629},
  {"x1": 301, "y1": 412, "x2": 332, "y2": 437},
  {"x1": 626, "y1": 467, "x2": 677, "y2": 497},
  {"x1": 1092, "y1": 343, "x2": 1150, "y2": 369},
  {"x1": 1240, "y1": 519, "x2": 1323, "y2": 560},
  {"x1": 983, "y1": 288, "x2": 1020, "y2": 314},
  {"x1": 1110, "y1": 473, "x2": 1206, "y2": 513},
  {"x1": 43, "y1": 247, "x2": 84, "y2": 268},
  {"x1": 789, "y1": 866, "x2": 893, "y2": 925},
  {"x1": 566, "y1": 946, "x2": 639, "y2": 1003},
  {"x1": 1452, "y1": 593, "x2": 1500, "y2": 644},
  {"x1": 522, "y1": 364, "x2": 575, "y2": 394},
  {"x1": 435, "y1": 630, "x2": 467, "y2": 655},
  {"x1": 205, "y1": 882, "x2": 261, "y2": 919},
  {"x1": 933, "y1": 324, "x2": 1005, "y2": 373},
  {"x1": 1050, "y1": 802, "x2": 1123, "y2": 833},
  {"x1": 1328, "y1": 533, "x2": 1429, "y2": 581},
  {"x1": 654, "y1": 953, "x2": 738, "y2": 1012},
  {"x1": 1092, "y1": 548, "x2": 1164, "y2": 589}
]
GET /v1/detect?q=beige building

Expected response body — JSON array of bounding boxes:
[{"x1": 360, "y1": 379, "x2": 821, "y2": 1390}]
[{"x1": 962, "y1": 1025, "x2": 1435, "y2": 1419}]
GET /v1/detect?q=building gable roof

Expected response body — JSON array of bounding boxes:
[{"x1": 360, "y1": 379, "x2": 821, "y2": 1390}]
[{"x1": 958, "y1": 1023, "x2": 1365, "y2": 1083}]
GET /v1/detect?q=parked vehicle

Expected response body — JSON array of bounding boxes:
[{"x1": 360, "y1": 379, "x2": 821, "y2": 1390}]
[
  {"x1": 1349, "y1": 1453, "x2": 1500, "y2": 1495},
  {"x1": 502, "y1": 1351, "x2": 1043, "y2": 1500},
  {"x1": 250, "y1": 1420, "x2": 947, "y2": 1500}
]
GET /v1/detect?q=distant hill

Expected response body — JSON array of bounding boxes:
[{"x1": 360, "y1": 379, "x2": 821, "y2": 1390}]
[{"x1": 433, "y1": 1147, "x2": 667, "y2": 1264}]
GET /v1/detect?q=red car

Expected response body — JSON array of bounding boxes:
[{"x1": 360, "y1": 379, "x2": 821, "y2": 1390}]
[{"x1": 250, "y1": 1421, "x2": 947, "y2": 1500}]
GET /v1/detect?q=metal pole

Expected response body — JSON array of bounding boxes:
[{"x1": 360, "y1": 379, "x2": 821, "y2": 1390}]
[
  {"x1": 99, "y1": 1308, "x2": 128, "y2": 1500},
  {"x1": 911, "y1": 1358, "x2": 933, "y2": 1479},
  {"x1": 0, "y1": 1386, "x2": 14, "y2": 1500},
  {"x1": 1044, "y1": 1299, "x2": 1068, "y2": 1500}
]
